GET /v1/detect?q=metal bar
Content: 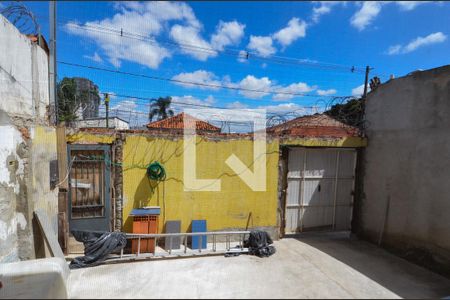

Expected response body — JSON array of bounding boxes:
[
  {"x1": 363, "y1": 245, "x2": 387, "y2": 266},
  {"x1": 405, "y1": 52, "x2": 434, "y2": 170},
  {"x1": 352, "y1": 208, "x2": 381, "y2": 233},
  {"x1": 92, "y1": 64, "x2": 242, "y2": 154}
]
[
  {"x1": 300, "y1": 149, "x2": 307, "y2": 233},
  {"x1": 184, "y1": 236, "x2": 187, "y2": 254},
  {"x1": 154, "y1": 237, "x2": 158, "y2": 256},
  {"x1": 169, "y1": 236, "x2": 172, "y2": 255},
  {"x1": 240, "y1": 234, "x2": 243, "y2": 250},
  {"x1": 49, "y1": 0, "x2": 57, "y2": 124},
  {"x1": 137, "y1": 237, "x2": 141, "y2": 257},
  {"x1": 92, "y1": 161, "x2": 96, "y2": 217},
  {"x1": 198, "y1": 235, "x2": 202, "y2": 253},
  {"x1": 72, "y1": 205, "x2": 105, "y2": 209},
  {"x1": 120, "y1": 248, "x2": 123, "y2": 259},
  {"x1": 213, "y1": 235, "x2": 216, "y2": 252},
  {"x1": 289, "y1": 204, "x2": 352, "y2": 208},
  {"x1": 349, "y1": 150, "x2": 358, "y2": 230},
  {"x1": 287, "y1": 176, "x2": 354, "y2": 180},
  {"x1": 72, "y1": 159, "x2": 106, "y2": 162},
  {"x1": 125, "y1": 231, "x2": 251, "y2": 238},
  {"x1": 332, "y1": 150, "x2": 340, "y2": 230},
  {"x1": 363, "y1": 65, "x2": 370, "y2": 100}
]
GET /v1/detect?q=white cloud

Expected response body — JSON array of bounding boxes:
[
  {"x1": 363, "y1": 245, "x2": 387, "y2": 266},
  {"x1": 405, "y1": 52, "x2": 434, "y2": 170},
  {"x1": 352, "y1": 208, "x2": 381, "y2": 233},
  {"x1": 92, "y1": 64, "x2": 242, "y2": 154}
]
[
  {"x1": 83, "y1": 52, "x2": 103, "y2": 63},
  {"x1": 115, "y1": 1, "x2": 202, "y2": 29},
  {"x1": 65, "y1": 2, "x2": 205, "y2": 68},
  {"x1": 387, "y1": 44, "x2": 402, "y2": 55},
  {"x1": 66, "y1": 20, "x2": 170, "y2": 69},
  {"x1": 311, "y1": 1, "x2": 345, "y2": 23},
  {"x1": 258, "y1": 103, "x2": 315, "y2": 116},
  {"x1": 350, "y1": 1, "x2": 383, "y2": 31},
  {"x1": 172, "y1": 70, "x2": 222, "y2": 90},
  {"x1": 386, "y1": 32, "x2": 447, "y2": 55},
  {"x1": 99, "y1": 99, "x2": 148, "y2": 127},
  {"x1": 247, "y1": 35, "x2": 276, "y2": 57},
  {"x1": 396, "y1": 1, "x2": 429, "y2": 11},
  {"x1": 170, "y1": 19, "x2": 246, "y2": 61},
  {"x1": 238, "y1": 75, "x2": 272, "y2": 98},
  {"x1": 170, "y1": 24, "x2": 217, "y2": 61},
  {"x1": 171, "y1": 70, "x2": 320, "y2": 101},
  {"x1": 65, "y1": 2, "x2": 247, "y2": 66},
  {"x1": 171, "y1": 95, "x2": 215, "y2": 112},
  {"x1": 403, "y1": 32, "x2": 447, "y2": 53},
  {"x1": 210, "y1": 21, "x2": 246, "y2": 51},
  {"x1": 272, "y1": 82, "x2": 317, "y2": 101},
  {"x1": 272, "y1": 18, "x2": 307, "y2": 48},
  {"x1": 237, "y1": 50, "x2": 249, "y2": 63},
  {"x1": 317, "y1": 89, "x2": 337, "y2": 96},
  {"x1": 350, "y1": 1, "x2": 439, "y2": 31},
  {"x1": 352, "y1": 84, "x2": 365, "y2": 97},
  {"x1": 226, "y1": 101, "x2": 249, "y2": 109}
]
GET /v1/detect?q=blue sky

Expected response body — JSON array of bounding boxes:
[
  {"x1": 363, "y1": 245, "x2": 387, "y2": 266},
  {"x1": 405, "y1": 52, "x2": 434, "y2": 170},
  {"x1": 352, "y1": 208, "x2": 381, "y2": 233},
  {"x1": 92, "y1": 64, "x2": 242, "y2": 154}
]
[{"x1": 18, "y1": 1, "x2": 450, "y2": 127}]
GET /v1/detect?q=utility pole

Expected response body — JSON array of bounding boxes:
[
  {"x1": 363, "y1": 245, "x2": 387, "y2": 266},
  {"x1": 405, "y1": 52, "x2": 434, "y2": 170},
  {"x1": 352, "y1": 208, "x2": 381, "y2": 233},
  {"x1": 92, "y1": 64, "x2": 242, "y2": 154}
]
[
  {"x1": 363, "y1": 65, "x2": 370, "y2": 100},
  {"x1": 49, "y1": 1, "x2": 58, "y2": 124},
  {"x1": 104, "y1": 93, "x2": 110, "y2": 128}
]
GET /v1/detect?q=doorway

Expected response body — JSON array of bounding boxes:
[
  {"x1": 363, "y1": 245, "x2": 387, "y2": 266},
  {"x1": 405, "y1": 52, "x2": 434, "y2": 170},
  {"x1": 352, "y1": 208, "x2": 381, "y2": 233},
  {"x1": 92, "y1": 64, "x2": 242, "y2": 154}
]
[
  {"x1": 285, "y1": 147, "x2": 357, "y2": 233},
  {"x1": 67, "y1": 144, "x2": 111, "y2": 232}
]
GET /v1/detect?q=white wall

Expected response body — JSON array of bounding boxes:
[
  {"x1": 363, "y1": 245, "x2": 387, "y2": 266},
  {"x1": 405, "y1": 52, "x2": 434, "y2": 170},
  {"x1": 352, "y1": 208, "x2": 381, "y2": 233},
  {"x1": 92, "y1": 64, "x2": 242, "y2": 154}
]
[
  {"x1": 73, "y1": 117, "x2": 130, "y2": 129},
  {"x1": 0, "y1": 15, "x2": 57, "y2": 262},
  {"x1": 0, "y1": 15, "x2": 49, "y2": 119}
]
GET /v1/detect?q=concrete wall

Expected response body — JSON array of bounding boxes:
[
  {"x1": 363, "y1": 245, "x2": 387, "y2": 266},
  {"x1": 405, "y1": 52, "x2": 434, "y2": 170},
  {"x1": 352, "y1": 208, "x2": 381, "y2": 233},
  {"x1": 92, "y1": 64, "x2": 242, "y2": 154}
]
[
  {"x1": 359, "y1": 65, "x2": 450, "y2": 274},
  {"x1": 72, "y1": 117, "x2": 130, "y2": 130},
  {"x1": 0, "y1": 15, "x2": 58, "y2": 262}
]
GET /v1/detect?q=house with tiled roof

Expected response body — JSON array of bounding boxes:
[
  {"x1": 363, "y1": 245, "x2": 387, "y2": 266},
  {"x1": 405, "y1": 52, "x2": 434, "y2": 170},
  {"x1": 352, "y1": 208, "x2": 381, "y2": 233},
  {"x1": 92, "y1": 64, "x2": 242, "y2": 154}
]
[
  {"x1": 266, "y1": 113, "x2": 360, "y2": 138},
  {"x1": 146, "y1": 112, "x2": 221, "y2": 133}
]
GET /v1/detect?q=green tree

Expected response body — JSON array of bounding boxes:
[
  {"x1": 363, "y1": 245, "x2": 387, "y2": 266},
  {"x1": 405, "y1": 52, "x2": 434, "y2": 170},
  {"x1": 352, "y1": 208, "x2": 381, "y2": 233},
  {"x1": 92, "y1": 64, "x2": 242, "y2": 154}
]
[
  {"x1": 57, "y1": 77, "x2": 101, "y2": 123},
  {"x1": 57, "y1": 77, "x2": 79, "y2": 122},
  {"x1": 325, "y1": 97, "x2": 364, "y2": 127},
  {"x1": 148, "y1": 96, "x2": 175, "y2": 122}
]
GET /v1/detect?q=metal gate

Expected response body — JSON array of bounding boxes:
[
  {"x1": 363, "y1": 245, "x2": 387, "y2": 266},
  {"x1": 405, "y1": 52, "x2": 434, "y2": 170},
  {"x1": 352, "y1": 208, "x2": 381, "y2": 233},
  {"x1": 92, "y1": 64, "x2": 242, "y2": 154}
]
[
  {"x1": 285, "y1": 147, "x2": 356, "y2": 233},
  {"x1": 68, "y1": 144, "x2": 111, "y2": 232}
]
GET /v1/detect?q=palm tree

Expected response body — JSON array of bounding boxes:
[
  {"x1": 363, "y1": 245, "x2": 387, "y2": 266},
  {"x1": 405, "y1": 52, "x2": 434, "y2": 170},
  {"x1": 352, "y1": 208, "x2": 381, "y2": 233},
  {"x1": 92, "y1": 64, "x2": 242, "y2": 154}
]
[{"x1": 148, "y1": 96, "x2": 174, "y2": 122}]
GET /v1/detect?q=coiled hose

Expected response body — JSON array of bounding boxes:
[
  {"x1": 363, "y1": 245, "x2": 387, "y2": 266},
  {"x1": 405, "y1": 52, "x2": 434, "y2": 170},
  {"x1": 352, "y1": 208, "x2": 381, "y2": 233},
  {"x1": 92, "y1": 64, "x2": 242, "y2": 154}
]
[{"x1": 146, "y1": 161, "x2": 166, "y2": 181}]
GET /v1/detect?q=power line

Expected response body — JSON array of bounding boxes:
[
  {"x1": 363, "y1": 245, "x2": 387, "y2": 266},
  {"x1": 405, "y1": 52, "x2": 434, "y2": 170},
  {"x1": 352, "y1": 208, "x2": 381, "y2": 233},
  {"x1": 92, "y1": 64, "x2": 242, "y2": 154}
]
[
  {"x1": 59, "y1": 61, "x2": 353, "y2": 99},
  {"x1": 60, "y1": 21, "x2": 367, "y2": 73}
]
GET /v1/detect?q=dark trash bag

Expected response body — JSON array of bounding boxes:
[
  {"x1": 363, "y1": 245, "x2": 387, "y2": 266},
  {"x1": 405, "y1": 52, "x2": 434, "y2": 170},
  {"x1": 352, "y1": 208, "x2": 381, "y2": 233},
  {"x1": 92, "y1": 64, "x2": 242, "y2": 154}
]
[
  {"x1": 244, "y1": 230, "x2": 276, "y2": 258},
  {"x1": 69, "y1": 230, "x2": 127, "y2": 269}
]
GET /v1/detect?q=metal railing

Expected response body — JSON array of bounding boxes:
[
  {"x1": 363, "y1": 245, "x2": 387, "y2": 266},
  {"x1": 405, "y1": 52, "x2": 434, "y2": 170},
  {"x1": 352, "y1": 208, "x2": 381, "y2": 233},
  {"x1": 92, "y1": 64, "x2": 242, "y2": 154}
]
[{"x1": 120, "y1": 231, "x2": 251, "y2": 258}]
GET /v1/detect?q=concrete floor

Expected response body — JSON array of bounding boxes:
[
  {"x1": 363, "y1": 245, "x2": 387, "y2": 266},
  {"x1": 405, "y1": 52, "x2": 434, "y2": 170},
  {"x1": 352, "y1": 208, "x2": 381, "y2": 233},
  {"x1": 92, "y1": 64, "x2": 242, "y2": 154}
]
[{"x1": 68, "y1": 232, "x2": 450, "y2": 299}]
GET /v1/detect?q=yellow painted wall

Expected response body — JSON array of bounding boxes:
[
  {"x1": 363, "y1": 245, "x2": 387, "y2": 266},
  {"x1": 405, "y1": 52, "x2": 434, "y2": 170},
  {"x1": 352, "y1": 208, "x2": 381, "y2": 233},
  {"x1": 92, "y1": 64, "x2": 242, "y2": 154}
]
[
  {"x1": 30, "y1": 126, "x2": 59, "y2": 253},
  {"x1": 66, "y1": 131, "x2": 367, "y2": 234},
  {"x1": 67, "y1": 132, "x2": 116, "y2": 144},
  {"x1": 122, "y1": 135, "x2": 280, "y2": 233}
]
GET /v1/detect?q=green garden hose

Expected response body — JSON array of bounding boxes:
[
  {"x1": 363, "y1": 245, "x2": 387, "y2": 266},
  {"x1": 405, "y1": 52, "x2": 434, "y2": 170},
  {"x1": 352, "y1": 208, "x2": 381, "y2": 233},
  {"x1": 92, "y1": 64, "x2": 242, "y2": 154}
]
[{"x1": 146, "y1": 161, "x2": 166, "y2": 181}]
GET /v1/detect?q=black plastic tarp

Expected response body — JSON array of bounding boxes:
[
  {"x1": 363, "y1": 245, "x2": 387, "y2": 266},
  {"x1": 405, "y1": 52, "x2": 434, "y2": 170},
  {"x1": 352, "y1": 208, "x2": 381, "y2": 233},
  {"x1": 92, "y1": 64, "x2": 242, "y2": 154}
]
[
  {"x1": 223, "y1": 230, "x2": 276, "y2": 258},
  {"x1": 244, "y1": 230, "x2": 276, "y2": 257},
  {"x1": 69, "y1": 230, "x2": 127, "y2": 269}
]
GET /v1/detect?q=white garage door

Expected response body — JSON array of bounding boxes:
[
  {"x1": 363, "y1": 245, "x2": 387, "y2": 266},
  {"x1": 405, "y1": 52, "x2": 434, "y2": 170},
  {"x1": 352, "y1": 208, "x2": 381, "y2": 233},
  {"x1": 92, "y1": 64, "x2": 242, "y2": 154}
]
[{"x1": 285, "y1": 148, "x2": 357, "y2": 233}]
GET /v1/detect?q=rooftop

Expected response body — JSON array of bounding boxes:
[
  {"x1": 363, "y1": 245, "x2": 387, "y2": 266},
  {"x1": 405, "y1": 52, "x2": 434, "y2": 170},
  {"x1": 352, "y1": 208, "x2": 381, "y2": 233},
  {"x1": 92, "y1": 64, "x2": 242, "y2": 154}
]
[
  {"x1": 147, "y1": 112, "x2": 221, "y2": 132},
  {"x1": 266, "y1": 113, "x2": 361, "y2": 138}
]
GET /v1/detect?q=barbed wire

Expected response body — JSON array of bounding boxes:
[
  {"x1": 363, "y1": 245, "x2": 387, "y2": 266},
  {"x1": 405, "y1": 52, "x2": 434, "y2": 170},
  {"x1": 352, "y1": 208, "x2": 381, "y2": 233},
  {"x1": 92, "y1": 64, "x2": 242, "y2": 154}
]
[
  {"x1": 67, "y1": 91, "x2": 365, "y2": 132},
  {"x1": 1, "y1": 1, "x2": 40, "y2": 36}
]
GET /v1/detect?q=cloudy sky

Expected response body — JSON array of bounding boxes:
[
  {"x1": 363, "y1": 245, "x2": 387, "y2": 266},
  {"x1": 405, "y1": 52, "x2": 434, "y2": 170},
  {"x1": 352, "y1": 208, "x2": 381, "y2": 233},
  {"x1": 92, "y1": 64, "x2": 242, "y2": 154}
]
[{"x1": 22, "y1": 1, "x2": 450, "y2": 127}]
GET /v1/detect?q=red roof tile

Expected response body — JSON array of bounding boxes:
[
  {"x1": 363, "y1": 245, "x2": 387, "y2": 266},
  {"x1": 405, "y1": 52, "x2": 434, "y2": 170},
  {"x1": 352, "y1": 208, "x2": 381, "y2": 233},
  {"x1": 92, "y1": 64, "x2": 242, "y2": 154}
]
[
  {"x1": 146, "y1": 113, "x2": 221, "y2": 132},
  {"x1": 266, "y1": 114, "x2": 360, "y2": 138}
]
